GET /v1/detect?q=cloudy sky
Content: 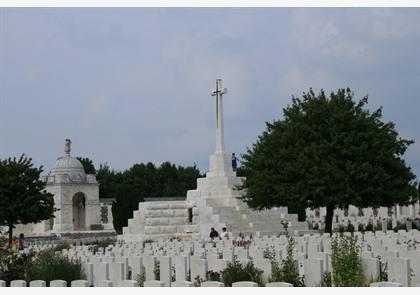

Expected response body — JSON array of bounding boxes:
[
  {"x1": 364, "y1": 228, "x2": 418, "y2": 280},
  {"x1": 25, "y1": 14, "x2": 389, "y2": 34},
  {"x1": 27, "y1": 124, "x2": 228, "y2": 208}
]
[{"x1": 0, "y1": 8, "x2": 419, "y2": 178}]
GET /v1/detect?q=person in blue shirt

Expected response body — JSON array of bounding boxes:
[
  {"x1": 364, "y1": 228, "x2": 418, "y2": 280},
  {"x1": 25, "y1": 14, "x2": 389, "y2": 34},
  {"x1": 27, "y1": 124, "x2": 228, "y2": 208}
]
[{"x1": 232, "y1": 153, "x2": 238, "y2": 171}]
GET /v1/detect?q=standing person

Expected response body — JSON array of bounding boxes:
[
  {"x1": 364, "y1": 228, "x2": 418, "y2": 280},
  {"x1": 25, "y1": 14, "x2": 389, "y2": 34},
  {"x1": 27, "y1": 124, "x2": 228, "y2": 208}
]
[
  {"x1": 232, "y1": 153, "x2": 238, "y2": 171},
  {"x1": 18, "y1": 233, "x2": 25, "y2": 250},
  {"x1": 209, "y1": 227, "x2": 219, "y2": 240},
  {"x1": 220, "y1": 227, "x2": 230, "y2": 240}
]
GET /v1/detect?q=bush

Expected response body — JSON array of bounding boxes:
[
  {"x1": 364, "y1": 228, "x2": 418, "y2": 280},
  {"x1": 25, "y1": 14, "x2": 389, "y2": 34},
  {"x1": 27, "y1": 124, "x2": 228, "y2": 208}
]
[
  {"x1": 268, "y1": 236, "x2": 305, "y2": 286},
  {"x1": 331, "y1": 235, "x2": 363, "y2": 286},
  {"x1": 221, "y1": 257, "x2": 265, "y2": 286},
  {"x1": 357, "y1": 224, "x2": 365, "y2": 232},
  {"x1": 206, "y1": 270, "x2": 222, "y2": 282},
  {"x1": 26, "y1": 250, "x2": 86, "y2": 286},
  {"x1": 319, "y1": 271, "x2": 332, "y2": 287},
  {"x1": 136, "y1": 272, "x2": 145, "y2": 287},
  {"x1": 393, "y1": 222, "x2": 407, "y2": 232},
  {"x1": 0, "y1": 249, "x2": 35, "y2": 285}
]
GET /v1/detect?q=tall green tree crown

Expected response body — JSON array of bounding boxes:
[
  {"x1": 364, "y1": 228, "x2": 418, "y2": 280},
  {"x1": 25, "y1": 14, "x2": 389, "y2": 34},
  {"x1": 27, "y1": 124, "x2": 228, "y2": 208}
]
[
  {"x1": 240, "y1": 88, "x2": 417, "y2": 232},
  {"x1": 0, "y1": 154, "x2": 55, "y2": 244}
]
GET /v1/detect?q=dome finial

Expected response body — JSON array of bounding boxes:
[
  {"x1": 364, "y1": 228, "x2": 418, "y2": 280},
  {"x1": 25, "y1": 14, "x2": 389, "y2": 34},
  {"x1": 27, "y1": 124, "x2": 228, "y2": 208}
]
[{"x1": 64, "y1": 139, "x2": 71, "y2": 157}]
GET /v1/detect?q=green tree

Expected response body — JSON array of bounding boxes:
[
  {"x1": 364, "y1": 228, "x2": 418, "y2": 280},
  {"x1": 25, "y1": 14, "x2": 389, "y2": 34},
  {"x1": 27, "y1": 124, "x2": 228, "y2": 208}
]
[
  {"x1": 76, "y1": 157, "x2": 96, "y2": 175},
  {"x1": 240, "y1": 88, "x2": 418, "y2": 234},
  {"x1": 0, "y1": 155, "x2": 55, "y2": 245}
]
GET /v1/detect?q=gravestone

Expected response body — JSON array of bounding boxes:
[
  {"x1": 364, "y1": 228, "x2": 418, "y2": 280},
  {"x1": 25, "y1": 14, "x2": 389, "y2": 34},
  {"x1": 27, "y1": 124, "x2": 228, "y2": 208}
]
[
  {"x1": 266, "y1": 282, "x2": 293, "y2": 287},
  {"x1": 201, "y1": 281, "x2": 224, "y2": 287},
  {"x1": 370, "y1": 281, "x2": 402, "y2": 287},
  {"x1": 50, "y1": 280, "x2": 67, "y2": 287},
  {"x1": 387, "y1": 258, "x2": 411, "y2": 287},
  {"x1": 10, "y1": 280, "x2": 26, "y2": 287},
  {"x1": 71, "y1": 280, "x2": 89, "y2": 287},
  {"x1": 144, "y1": 280, "x2": 166, "y2": 287},
  {"x1": 119, "y1": 280, "x2": 139, "y2": 287},
  {"x1": 171, "y1": 281, "x2": 194, "y2": 287},
  {"x1": 29, "y1": 280, "x2": 46, "y2": 287},
  {"x1": 232, "y1": 281, "x2": 258, "y2": 287},
  {"x1": 95, "y1": 280, "x2": 113, "y2": 287}
]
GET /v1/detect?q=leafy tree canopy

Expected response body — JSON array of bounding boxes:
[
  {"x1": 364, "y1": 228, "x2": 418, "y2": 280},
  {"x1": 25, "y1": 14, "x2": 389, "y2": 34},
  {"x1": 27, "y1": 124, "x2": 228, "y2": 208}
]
[
  {"x1": 240, "y1": 88, "x2": 418, "y2": 233},
  {"x1": 97, "y1": 161, "x2": 202, "y2": 233},
  {"x1": 76, "y1": 157, "x2": 96, "y2": 175},
  {"x1": 0, "y1": 155, "x2": 55, "y2": 245}
]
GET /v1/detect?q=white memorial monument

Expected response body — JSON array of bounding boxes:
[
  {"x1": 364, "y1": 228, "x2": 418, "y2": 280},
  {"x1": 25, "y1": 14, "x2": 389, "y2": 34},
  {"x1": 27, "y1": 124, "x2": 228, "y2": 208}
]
[
  {"x1": 121, "y1": 79, "x2": 306, "y2": 241},
  {"x1": 13, "y1": 139, "x2": 113, "y2": 235}
]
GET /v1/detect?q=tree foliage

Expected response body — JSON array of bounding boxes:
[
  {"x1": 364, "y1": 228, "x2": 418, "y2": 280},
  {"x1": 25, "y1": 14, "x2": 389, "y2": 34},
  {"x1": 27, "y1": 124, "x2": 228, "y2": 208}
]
[
  {"x1": 95, "y1": 162, "x2": 202, "y2": 233},
  {"x1": 76, "y1": 157, "x2": 96, "y2": 175},
  {"x1": 240, "y1": 88, "x2": 418, "y2": 233},
  {"x1": 0, "y1": 155, "x2": 55, "y2": 245}
]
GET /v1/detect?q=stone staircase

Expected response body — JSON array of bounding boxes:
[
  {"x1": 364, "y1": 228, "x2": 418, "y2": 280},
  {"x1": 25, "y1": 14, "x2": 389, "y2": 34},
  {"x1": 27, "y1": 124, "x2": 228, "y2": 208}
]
[{"x1": 122, "y1": 201, "x2": 199, "y2": 241}]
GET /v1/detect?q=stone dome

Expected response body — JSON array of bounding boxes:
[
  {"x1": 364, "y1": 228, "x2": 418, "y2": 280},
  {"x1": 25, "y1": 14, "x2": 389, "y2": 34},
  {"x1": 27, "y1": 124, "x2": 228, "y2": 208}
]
[
  {"x1": 48, "y1": 139, "x2": 87, "y2": 182},
  {"x1": 49, "y1": 155, "x2": 86, "y2": 177}
]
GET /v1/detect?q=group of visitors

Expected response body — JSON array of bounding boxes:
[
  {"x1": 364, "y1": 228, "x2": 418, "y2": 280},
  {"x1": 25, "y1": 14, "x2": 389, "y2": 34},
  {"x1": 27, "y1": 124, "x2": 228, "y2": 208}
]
[{"x1": 209, "y1": 227, "x2": 230, "y2": 240}]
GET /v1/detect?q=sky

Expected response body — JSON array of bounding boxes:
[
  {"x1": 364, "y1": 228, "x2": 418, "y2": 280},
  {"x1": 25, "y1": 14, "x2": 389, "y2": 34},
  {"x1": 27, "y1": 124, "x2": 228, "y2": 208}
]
[{"x1": 0, "y1": 8, "x2": 419, "y2": 178}]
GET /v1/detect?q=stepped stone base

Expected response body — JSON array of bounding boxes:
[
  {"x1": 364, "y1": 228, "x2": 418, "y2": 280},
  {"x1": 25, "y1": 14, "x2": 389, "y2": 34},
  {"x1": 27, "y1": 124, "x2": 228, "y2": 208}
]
[{"x1": 121, "y1": 152, "x2": 309, "y2": 242}]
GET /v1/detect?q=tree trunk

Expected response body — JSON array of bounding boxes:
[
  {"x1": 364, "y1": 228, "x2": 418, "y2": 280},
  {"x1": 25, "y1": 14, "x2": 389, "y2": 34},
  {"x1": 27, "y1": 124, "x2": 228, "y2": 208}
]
[
  {"x1": 325, "y1": 204, "x2": 334, "y2": 234},
  {"x1": 8, "y1": 223, "x2": 13, "y2": 246}
]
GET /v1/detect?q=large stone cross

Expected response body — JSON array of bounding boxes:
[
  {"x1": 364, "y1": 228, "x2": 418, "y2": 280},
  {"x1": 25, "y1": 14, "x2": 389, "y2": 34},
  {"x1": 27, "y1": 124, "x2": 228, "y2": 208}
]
[{"x1": 211, "y1": 79, "x2": 228, "y2": 154}]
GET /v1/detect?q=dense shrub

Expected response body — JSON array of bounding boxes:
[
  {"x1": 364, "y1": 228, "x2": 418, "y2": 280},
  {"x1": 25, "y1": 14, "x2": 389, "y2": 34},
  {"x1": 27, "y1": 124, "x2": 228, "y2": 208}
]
[
  {"x1": 393, "y1": 222, "x2": 407, "y2": 232},
  {"x1": 26, "y1": 250, "x2": 85, "y2": 286},
  {"x1": 221, "y1": 257, "x2": 265, "y2": 286},
  {"x1": 331, "y1": 235, "x2": 363, "y2": 286},
  {"x1": 0, "y1": 249, "x2": 35, "y2": 285},
  {"x1": 366, "y1": 223, "x2": 375, "y2": 231},
  {"x1": 268, "y1": 236, "x2": 305, "y2": 286},
  {"x1": 206, "y1": 270, "x2": 222, "y2": 282}
]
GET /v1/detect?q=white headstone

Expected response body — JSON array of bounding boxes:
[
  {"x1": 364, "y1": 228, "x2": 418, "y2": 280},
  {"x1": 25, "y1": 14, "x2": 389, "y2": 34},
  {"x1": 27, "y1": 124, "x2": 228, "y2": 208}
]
[
  {"x1": 144, "y1": 280, "x2": 165, "y2": 287},
  {"x1": 303, "y1": 259, "x2": 323, "y2": 287},
  {"x1": 143, "y1": 256, "x2": 156, "y2": 281},
  {"x1": 95, "y1": 280, "x2": 113, "y2": 287},
  {"x1": 232, "y1": 281, "x2": 258, "y2": 287},
  {"x1": 175, "y1": 256, "x2": 188, "y2": 281},
  {"x1": 10, "y1": 280, "x2": 26, "y2": 287},
  {"x1": 388, "y1": 258, "x2": 411, "y2": 287},
  {"x1": 0, "y1": 280, "x2": 6, "y2": 287},
  {"x1": 201, "y1": 281, "x2": 224, "y2": 287},
  {"x1": 29, "y1": 280, "x2": 46, "y2": 287},
  {"x1": 159, "y1": 256, "x2": 172, "y2": 287},
  {"x1": 71, "y1": 280, "x2": 89, "y2": 287},
  {"x1": 362, "y1": 258, "x2": 380, "y2": 284},
  {"x1": 119, "y1": 280, "x2": 139, "y2": 287},
  {"x1": 370, "y1": 281, "x2": 402, "y2": 287},
  {"x1": 171, "y1": 281, "x2": 193, "y2": 287},
  {"x1": 266, "y1": 282, "x2": 293, "y2": 287},
  {"x1": 82, "y1": 262, "x2": 94, "y2": 286},
  {"x1": 50, "y1": 280, "x2": 67, "y2": 287},
  {"x1": 93, "y1": 262, "x2": 109, "y2": 285},
  {"x1": 109, "y1": 262, "x2": 125, "y2": 285}
]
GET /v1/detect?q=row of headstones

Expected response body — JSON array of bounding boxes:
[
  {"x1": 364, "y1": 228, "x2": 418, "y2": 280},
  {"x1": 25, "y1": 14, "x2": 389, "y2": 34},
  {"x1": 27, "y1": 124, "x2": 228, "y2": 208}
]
[
  {"x1": 80, "y1": 251, "x2": 419, "y2": 287},
  {"x1": 0, "y1": 279, "x2": 407, "y2": 287}
]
